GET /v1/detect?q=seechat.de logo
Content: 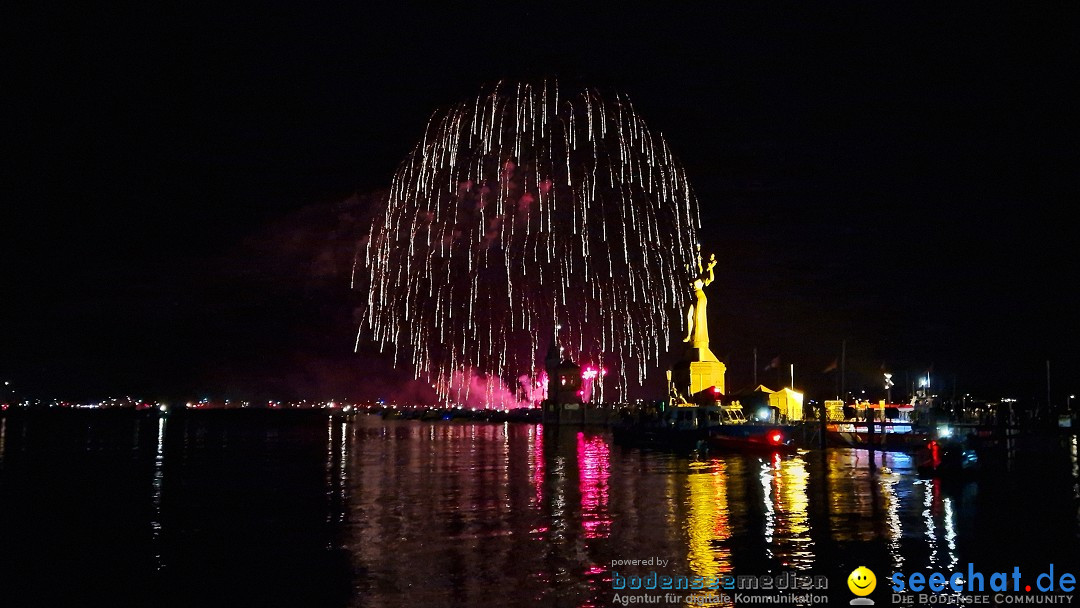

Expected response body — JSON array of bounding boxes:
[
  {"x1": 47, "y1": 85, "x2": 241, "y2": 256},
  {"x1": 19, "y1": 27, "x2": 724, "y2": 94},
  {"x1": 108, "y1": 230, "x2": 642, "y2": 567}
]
[{"x1": 848, "y1": 566, "x2": 876, "y2": 605}]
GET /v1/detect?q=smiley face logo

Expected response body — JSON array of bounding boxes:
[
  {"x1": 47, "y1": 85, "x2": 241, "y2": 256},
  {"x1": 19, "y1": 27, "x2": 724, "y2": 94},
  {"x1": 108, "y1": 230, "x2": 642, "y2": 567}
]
[{"x1": 847, "y1": 566, "x2": 876, "y2": 596}]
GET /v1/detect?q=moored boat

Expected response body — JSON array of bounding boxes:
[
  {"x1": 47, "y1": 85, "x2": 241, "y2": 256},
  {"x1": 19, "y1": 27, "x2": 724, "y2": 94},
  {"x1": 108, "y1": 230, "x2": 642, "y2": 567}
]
[
  {"x1": 826, "y1": 402, "x2": 931, "y2": 451},
  {"x1": 915, "y1": 435, "x2": 979, "y2": 478},
  {"x1": 613, "y1": 402, "x2": 797, "y2": 453},
  {"x1": 708, "y1": 422, "x2": 799, "y2": 453}
]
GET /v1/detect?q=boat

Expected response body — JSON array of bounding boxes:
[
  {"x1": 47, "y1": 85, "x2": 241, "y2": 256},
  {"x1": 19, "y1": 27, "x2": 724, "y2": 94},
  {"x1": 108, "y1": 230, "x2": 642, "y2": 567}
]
[
  {"x1": 611, "y1": 402, "x2": 710, "y2": 450},
  {"x1": 915, "y1": 436, "x2": 979, "y2": 478},
  {"x1": 709, "y1": 421, "x2": 799, "y2": 453},
  {"x1": 612, "y1": 402, "x2": 798, "y2": 453},
  {"x1": 826, "y1": 402, "x2": 932, "y2": 451}
]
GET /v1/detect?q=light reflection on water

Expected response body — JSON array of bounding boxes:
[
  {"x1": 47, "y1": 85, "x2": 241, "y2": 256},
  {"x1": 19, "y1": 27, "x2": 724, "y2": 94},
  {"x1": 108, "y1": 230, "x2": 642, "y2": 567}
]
[
  {"x1": 1, "y1": 413, "x2": 1079, "y2": 608},
  {"x1": 151, "y1": 416, "x2": 166, "y2": 570},
  {"x1": 578, "y1": 432, "x2": 612, "y2": 540},
  {"x1": 684, "y1": 459, "x2": 731, "y2": 607},
  {"x1": 769, "y1": 453, "x2": 814, "y2": 571},
  {"x1": 337, "y1": 420, "x2": 997, "y2": 607}
]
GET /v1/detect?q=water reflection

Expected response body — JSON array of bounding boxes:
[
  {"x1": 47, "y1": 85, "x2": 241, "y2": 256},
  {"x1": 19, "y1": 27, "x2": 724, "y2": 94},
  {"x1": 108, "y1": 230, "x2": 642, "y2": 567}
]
[
  {"x1": 819, "y1": 448, "x2": 970, "y2": 576},
  {"x1": 922, "y1": 478, "x2": 941, "y2": 566},
  {"x1": 346, "y1": 422, "x2": 559, "y2": 606},
  {"x1": 326, "y1": 418, "x2": 349, "y2": 523},
  {"x1": 531, "y1": 424, "x2": 544, "y2": 506},
  {"x1": 880, "y1": 464, "x2": 905, "y2": 571},
  {"x1": 768, "y1": 454, "x2": 814, "y2": 570},
  {"x1": 827, "y1": 449, "x2": 880, "y2": 541},
  {"x1": 2, "y1": 414, "x2": 1078, "y2": 608},
  {"x1": 685, "y1": 459, "x2": 731, "y2": 606},
  {"x1": 918, "y1": 478, "x2": 963, "y2": 570},
  {"x1": 760, "y1": 459, "x2": 775, "y2": 554},
  {"x1": 577, "y1": 432, "x2": 611, "y2": 539},
  {"x1": 151, "y1": 416, "x2": 166, "y2": 570},
  {"x1": 943, "y1": 495, "x2": 958, "y2": 570}
]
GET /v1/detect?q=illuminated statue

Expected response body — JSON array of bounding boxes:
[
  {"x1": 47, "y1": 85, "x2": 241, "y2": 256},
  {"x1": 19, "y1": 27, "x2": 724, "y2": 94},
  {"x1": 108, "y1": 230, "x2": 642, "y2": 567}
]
[
  {"x1": 671, "y1": 245, "x2": 725, "y2": 397},
  {"x1": 683, "y1": 246, "x2": 717, "y2": 349}
]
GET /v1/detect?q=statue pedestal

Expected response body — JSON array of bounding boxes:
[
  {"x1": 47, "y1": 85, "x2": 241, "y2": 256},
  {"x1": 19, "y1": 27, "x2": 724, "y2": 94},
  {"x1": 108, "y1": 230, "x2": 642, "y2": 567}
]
[
  {"x1": 689, "y1": 360, "x2": 726, "y2": 395},
  {"x1": 672, "y1": 346, "x2": 727, "y2": 398}
]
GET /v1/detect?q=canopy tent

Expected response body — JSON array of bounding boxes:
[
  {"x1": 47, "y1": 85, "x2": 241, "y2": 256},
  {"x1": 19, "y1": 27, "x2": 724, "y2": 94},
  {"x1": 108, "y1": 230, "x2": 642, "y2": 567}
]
[
  {"x1": 767, "y1": 387, "x2": 805, "y2": 422},
  {"x1": 724, "y1": 385, "x2": 804, "y2": 421}
]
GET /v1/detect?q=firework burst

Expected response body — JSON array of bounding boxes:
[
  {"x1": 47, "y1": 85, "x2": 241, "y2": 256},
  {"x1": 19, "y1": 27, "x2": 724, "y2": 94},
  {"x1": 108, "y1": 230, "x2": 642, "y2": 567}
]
[{"x1": 356, "y1": 81, "x2": 701, "y2": 403}]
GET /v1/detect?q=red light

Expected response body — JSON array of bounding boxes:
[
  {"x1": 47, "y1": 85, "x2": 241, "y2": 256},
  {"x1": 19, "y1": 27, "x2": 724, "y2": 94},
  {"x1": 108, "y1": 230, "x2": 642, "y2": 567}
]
[
  {"x1": 769, "y1": 431, "x2": 783, "y2": 445},
  {"x1": 712, "y1": 387, "x2": 720, "y2": 394}
]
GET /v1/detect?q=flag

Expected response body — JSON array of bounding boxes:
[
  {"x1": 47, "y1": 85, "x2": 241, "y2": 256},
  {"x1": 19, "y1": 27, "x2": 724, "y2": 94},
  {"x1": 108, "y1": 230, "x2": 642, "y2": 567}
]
[
  {"x1": 823, "y1": 358, "x2": 839, "y2": 373},
  {"x1": 764, "y1": 356, "x2": 781, "y2": 371}
]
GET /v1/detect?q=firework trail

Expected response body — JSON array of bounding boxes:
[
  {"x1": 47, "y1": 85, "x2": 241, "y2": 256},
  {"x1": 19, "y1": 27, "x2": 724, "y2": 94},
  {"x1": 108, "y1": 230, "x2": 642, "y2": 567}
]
[{"x1": 356, "y1": 81, "x2": 701, "y2": 404}]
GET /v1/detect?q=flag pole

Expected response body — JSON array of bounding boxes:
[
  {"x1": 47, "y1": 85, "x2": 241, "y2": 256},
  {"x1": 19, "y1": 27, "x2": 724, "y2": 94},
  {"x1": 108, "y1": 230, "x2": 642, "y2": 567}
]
[{"x1": 841, "y1": 340, "x2": 847, "y2": 403}]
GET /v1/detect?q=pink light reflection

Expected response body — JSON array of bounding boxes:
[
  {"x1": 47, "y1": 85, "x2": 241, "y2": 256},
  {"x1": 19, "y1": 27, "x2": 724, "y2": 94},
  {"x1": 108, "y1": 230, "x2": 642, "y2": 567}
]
[
  {"x1": 577, "y1": 432, "x2": 611, "y2": 539},
  {"x1": 533, "y1": 424, "x2": 545, "y2": 506}
]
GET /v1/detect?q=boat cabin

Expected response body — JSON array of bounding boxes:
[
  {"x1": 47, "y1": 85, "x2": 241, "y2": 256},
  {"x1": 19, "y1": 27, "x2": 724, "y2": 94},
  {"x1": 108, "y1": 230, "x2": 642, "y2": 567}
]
[{"x1": 665, "y1": 403, "x2": 745, "y2": 430}]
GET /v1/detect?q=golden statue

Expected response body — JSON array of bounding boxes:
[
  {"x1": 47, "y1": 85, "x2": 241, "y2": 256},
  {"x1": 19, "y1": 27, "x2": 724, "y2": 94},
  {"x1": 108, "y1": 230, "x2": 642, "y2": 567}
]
[
  {"x1": 683, "y1": 246, "x2": 717, "y2": 349},
  {"x1": 671, "y1": 245, "x2": 726, "y2": 399}
]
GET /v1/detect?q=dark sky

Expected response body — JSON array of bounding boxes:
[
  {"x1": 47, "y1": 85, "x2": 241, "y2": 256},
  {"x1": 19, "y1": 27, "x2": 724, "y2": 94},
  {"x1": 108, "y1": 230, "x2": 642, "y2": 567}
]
[{"x1": 5, "y1": 4, "x2": 1078, "y2": 404}]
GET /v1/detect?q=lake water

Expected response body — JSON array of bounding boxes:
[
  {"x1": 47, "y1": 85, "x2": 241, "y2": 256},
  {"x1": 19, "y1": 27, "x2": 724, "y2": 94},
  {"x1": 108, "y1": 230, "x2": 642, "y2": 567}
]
[{"x1": 2, "y1": 411, "x2": 1079, "y2": 607}]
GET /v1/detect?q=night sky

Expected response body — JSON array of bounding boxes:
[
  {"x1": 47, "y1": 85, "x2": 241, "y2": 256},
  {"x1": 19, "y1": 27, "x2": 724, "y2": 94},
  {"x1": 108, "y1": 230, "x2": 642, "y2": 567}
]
[{"x1": 6, "y1": 4, "x2": 1078, "y2": 404}]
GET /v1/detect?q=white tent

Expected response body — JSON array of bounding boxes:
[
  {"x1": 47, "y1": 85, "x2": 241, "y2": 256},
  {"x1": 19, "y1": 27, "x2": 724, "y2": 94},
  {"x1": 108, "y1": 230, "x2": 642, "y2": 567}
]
[{"x1": 766, "y1": 387, "x2": 805, "y2": 422}]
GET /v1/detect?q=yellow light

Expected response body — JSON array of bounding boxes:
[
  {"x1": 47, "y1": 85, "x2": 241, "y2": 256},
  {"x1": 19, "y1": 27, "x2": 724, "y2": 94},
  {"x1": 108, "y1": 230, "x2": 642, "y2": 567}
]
[{"x1": 685, "y1": 460, "x2": 730, "y2": 603}]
